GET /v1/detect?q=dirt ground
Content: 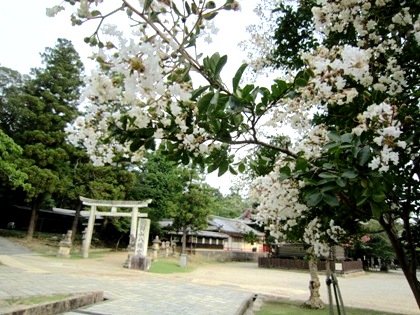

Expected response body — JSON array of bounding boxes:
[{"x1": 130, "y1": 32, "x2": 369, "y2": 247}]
[{"x1": 3, "y1": 238, "x2": 419, "y2": 315}]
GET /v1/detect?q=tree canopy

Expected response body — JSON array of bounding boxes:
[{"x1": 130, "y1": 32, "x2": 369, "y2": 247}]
[{"x1": 0, "y1": 38, "x2": 85, "y2": 239}]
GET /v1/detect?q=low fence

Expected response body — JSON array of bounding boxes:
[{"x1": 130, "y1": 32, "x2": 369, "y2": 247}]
[
  {"x1": 258, "y1": 257, "x2": 363, "y2": 274},
  {"x1": 193, "y1": 249, "x2": 264, "y2": 262}
]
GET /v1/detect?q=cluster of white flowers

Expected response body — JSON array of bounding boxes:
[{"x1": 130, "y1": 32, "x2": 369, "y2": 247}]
[
  {"x1": 250, "y1": 161, "x2": 308, "y2": 242},
  {"x1": 248, "y1": 0, "x2": 417, "y2": 254},
  {"x1": 311, "y1": 0, "x2": 415, "y2": 98},
  {"x1": 352, "y1": 102, "x2": 407, "y2": 172},
  {"x1": 303, "y1": 218, "x2": 330, "y2": 257},
  {"x1": 301, "y1": 45, "x2": 371, "y2": 105},
  {"x1": 250, "y1": 159, "x2": 347, "y2": 256},
  {"x1": 294, "y1": 124, "x2": 328, "y2": 159},
  {"x1": 67, "y1": 17, "x2": 209, "y2": 163}
]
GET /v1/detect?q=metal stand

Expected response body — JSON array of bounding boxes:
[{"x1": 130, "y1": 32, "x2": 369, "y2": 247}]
[{"x1": 326, "y1": 271, "x2": 346, "y2": 315}]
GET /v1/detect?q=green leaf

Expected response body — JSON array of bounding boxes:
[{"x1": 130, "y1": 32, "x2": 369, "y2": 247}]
[
  {"x1": 342, "y1": 170, "x2": 358, "y2": 179},
  {"x1": 306, "y1": 191, "x2": 322, "y2": 207},
  {"x1": 232, "y1": 64, "x2": 248, "y2": 92},
  {"x1": 238, "y1": 162, "x2": 246, "y2": 173},
  {"x1": 185, "y1": 2, "x2": 191, "y2": 15},
  {"x1": 271, "y1": 79, "x2": 288, "y2": 98},
  {"x1": 369, "y1": 201, "x2": 382, "y2": 219},
  {"x1": 323, "y1": 193, "x2": 339, "y2": 207},
  {"x1": 294, "y1": 77, "x2": 307, "y2": 87},
  {"x1": 232, "y1": 113, "x2": 243, "y2": 126},
  {"x1": 324, "y1": 142, "x2": 340, "y2": 150},
  {"x1": 228, "y1": 95, "x2": 242, "y2": 111},
  {"x1": 280, "y1": 165, "x2": 291, "y2": 176},
  {"x1": 144, "y1": 0, "x2": 153, "y2": 11},
  {"x1": 295, "y1": 157, "x2": 308, "y2": 171},
  {"x1": 130, "y1": 138, "x2": 144, "y2": 151},
  {"x1": 357, "y1": 145, "x2": 371, "y2": 166},
  {"x1": 205, "y1": 1, "x2": 216, "y2": 9},
  {"x1": 336, "y1": 177, "x2": 346, "y2": 187},
  {"x1": 181, "y1": 152, "x2": 189, "y2": 165},
  {"x1": 215, "y1": 55, "x2": 227, "y2": 78},
  {"x1": 372, "y1": 192, "x2": 386, "y2": 203},
  {"x1": 327, "y1": 131, "x2": 341, "y2": 142},
  {"x1": 207, "y1": 163, "x2": 218, "y2": 173},
  {"x1": 191, "y1": 86, "x2": 209, "y2": 101},
  {"x1": 210, "y1": 90, "x2": 220, "y2": 106},
  {"x1": 197, "y1": 92, "x2": 214, "y2": 113},
  {"x1": 322, "y1": 163, "x2": 335, "y2": 169},
  {"x1": 318, "y1": 172, "x2": 337, "y2": 179},
  {"x1": 209, "y1": 119, "x2": 221, "y2": 133},
  {"x1": 218, "y1": 159, "x2": 229, "y2": 176},
  {"x1": 203, "y1": 11, "x2": 218, "y2": 20},
  {"x1": 229, "y1": 165, "x2": 238, "y2": 175},
  {"x1": 320, "y1": 185, "x2": 336, "y2": 193},
  {"x1": 356, "y1": 196, "x2": 368, "y2": 207},
  {"x1": 172, "y1": 2, "x2": 182, "y2": 15},
  {"x1": 341, "y1": 133, "x2": 353, "y2": 143}
]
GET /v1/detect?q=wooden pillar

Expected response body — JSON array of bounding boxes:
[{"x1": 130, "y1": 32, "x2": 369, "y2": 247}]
[{"x1": 82, "y1": 205, "x2": 96, "y2": 259}]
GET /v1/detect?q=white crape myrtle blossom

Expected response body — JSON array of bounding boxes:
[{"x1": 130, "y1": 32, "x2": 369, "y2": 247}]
[
  {"x1": 303, "y1": 218, "x2": 330, "y2": 257},
  {"x1": 310, "y1": 0, "x2": 414, "y2": 98},
  {"x1": 326, "y1": 220, "x2": 346, "y2": 244},
  {"x1": 294, "y1": 124, "x2": 328, "y2": 160},
  {"x1": 301, "y1": 45, "x2": 372, "y2": 105},
  {"x1": 251, "y1": 160, "x2": 347, "y2": 257},
  {"x1": 251, "y1": 171, "x2": 307, "y2": 241},
  {"x1": 59, "y1": 0, "x2": 248, "y2": 166},
  {"x1": 352, "y1": 102, "x2": 408, "y2": 172}
]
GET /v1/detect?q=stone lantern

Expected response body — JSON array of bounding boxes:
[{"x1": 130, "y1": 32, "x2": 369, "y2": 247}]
[
  {"x1": 57, "y1": 230, "x2": 72, "y2": 258},
  {"x1": 152, "y1": 236, "x2": 161, "y2": 261}
]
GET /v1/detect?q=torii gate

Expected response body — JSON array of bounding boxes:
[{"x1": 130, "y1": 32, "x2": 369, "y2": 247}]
[{"x1": 80, "y1": 196, "x2": 152, "y2": 258}]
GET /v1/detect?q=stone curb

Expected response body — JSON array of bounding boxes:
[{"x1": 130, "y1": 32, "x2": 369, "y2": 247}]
[
  {"x1": 1, "y1": 291, "x2": 104, "y2": 315},
  {"x1": 235, "y1": 293, "x2": 257, "y2": 315}
]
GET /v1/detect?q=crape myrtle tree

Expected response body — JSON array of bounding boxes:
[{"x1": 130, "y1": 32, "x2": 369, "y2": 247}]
[
  {"x1": 247, "y1": 0, "x2": 420, "y2": 308},
  {"x1": 50, "y1": 0, "x2": 419, "y2": 307},
  {"x1": 0, "y1": 39, "x2": 85, "y2": 239}
]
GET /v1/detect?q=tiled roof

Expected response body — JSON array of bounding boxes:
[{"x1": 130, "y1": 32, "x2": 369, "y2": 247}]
[{"x1": 208, "y1": 216, "x2": 264, "y2": 236}]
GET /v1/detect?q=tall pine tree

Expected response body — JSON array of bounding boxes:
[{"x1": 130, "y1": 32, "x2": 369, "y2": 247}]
[{"x1": 1, "y1": 39, "x2": 84, "y2": 239}]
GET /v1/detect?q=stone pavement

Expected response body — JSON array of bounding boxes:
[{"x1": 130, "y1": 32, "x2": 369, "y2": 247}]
[
  {"x1": 0, "y1": 237, "x2": 252, "y2": 315},
  {"x1": 0, "y1": 236, "x2": 419, "y2": 315}
]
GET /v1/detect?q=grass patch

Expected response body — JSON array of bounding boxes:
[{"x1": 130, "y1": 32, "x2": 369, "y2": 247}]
[
  {"x1": 42, "y1": 249, "x2": 113, "y2": 260},
  {"x1": 255, "y1": 300, "x2": 405, "y2": 315},
  {"x1": 0, "y1": 294, "x2": 72, "y2": 308},
  {"x1": 148, "y1": 257, "x2": 196, "y2": 274}
]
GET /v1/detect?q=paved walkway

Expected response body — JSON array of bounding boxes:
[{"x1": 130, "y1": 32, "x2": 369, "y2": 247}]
[{"x1": 0, "y1": 237, "x2": 419, "y2": 315}]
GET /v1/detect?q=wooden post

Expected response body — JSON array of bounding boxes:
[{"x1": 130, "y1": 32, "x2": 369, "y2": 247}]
[{"x1": 82, "y1": 205, "x2": 96, "y2": 259}]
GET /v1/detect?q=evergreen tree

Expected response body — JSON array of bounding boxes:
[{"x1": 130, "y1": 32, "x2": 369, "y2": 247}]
[{"x1": 0, "y1": 39, "x2": 84, "y2": 239}]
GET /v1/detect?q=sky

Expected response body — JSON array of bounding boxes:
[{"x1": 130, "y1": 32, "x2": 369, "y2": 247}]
[
  {"x1": 0, "y1": 0, "x2": 261, "y2": 195},
  {"x1": 0, "y1": 1, "x2": 258, "y2": 75}
]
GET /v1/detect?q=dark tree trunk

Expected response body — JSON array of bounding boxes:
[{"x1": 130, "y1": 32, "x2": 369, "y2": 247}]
[
  {"x1": 380, "y1": 214, "x2": 420, "y2": 309},
  {"x1": 27, "y1": 197, "x2": 41, "y2": 240},
  {"x1": 71, "y1": 201, "x2": 82, "y2": 244}
]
